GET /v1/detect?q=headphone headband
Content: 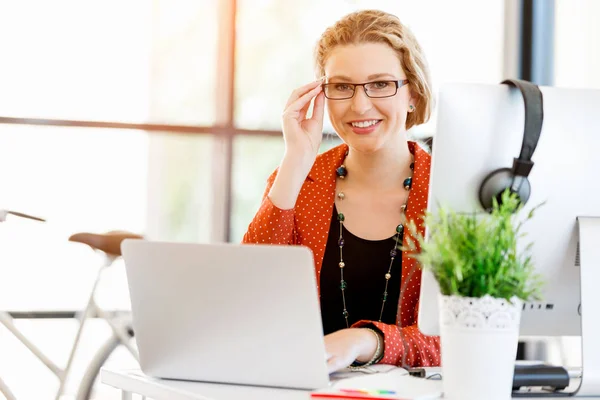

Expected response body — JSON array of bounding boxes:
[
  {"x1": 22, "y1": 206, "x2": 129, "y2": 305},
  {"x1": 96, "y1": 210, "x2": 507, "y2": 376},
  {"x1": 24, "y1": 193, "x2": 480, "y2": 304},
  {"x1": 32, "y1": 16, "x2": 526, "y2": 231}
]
[
  {"x1": 478, "y1": 80, "x2": 545, "y2": 210},
  {"x1": 501, "y1": 79, "x2": 544, "y2": 177}
]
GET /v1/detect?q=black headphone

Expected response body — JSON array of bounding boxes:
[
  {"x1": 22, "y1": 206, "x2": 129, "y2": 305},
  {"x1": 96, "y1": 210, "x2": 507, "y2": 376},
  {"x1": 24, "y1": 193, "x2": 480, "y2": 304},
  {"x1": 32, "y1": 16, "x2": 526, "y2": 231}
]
[{"x1": 478, "y1": 79, "x2": 544, "y2": 211}]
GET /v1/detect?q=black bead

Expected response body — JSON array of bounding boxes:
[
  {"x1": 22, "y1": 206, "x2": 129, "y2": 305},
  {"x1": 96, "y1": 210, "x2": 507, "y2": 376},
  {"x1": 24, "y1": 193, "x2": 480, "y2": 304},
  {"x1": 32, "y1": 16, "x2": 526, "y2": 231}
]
[
  {"x1": 410, "y1": 162, "x2": 414, "y2": 170},
  {"x1": 336, "y1": 166, "x2": 347, "y2": 178},
  {"x1": 343, "y1": 310, "x2": 349, "y2": 318},
  {"x1": 338, "y1": 238, "x2": 345, "y2": 247},
  {"x1": 337, "y1": 213, "x2": 345, "y2": 222},
  {"x1": 403, "y1": 177, "x2": 412, "y2": 190},
  {"x1": 396, "y1": 224, "x2": 404, "y2": 234},
  {"x1": 340, "y1": 280, "x2": 347, "y2": 290},
  {"x1": 390, "y1": 249, "x2": 397, "y2": 257}
]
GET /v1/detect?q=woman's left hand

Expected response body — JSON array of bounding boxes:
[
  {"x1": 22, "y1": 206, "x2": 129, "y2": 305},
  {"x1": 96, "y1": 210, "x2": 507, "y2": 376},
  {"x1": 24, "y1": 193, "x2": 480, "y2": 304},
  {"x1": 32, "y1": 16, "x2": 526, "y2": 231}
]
[{"x1": 324, "y1": 328, "x2": 378, "y2": 373}]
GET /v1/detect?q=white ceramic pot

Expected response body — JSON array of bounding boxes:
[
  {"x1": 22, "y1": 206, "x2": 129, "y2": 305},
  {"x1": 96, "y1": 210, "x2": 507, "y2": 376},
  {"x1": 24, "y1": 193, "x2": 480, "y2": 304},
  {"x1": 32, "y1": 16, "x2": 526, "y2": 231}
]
[{"x1": 439, "y1": 294, "x2": 522, "y2": 400}]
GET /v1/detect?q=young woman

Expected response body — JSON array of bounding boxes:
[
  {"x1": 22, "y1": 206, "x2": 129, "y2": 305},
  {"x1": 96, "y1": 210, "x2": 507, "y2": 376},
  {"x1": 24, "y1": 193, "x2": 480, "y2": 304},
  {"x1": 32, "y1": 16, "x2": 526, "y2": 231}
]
[{"x1": 243, "y1": 9, "x2": 440, "y2": 373}]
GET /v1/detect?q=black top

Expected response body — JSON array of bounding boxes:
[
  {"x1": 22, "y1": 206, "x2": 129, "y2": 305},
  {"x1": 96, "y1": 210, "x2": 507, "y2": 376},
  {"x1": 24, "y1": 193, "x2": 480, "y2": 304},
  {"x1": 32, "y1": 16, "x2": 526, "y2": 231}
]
[{"x1": 319, "y1": 204, "x2": 402, "y2": 335}]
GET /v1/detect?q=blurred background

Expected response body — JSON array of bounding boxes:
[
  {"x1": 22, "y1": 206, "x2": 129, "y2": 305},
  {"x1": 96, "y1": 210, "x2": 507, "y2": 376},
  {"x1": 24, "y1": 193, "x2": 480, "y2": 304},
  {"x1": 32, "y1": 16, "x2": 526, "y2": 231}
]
[{"x1": 0, "y1": 0, "x2": 598, "y2": 398}]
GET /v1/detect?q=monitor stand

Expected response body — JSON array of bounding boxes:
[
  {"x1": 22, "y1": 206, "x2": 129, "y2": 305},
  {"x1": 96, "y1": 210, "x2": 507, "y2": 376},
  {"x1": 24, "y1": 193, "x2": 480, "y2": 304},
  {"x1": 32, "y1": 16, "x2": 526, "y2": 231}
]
[{"x1": 575, "y1": 217, "x2": 600, "y2": 396}]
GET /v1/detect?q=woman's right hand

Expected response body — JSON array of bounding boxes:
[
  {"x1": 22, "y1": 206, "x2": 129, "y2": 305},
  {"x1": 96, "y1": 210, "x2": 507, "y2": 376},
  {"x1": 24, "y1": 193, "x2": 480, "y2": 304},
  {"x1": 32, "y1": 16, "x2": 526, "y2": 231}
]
[
  {"x1": 267, "y1": 79, "x2": 325, "y2": 210},
  {"x1": 281, "y1": 79, "x2": 326, "y2": 165}
]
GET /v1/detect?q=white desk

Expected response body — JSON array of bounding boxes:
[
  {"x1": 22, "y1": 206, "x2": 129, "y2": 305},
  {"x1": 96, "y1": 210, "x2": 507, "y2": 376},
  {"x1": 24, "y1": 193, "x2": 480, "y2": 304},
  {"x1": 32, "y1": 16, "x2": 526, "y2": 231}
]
[
  {"x1": 102, "y1": 369, "x2": 306, "y2": 400},
  {"x1": 101, "y1": 368, "x2": 598, "y2": 400},
  {"x1": 101, "y1": 367, "x2": 444, "y2": 400}
]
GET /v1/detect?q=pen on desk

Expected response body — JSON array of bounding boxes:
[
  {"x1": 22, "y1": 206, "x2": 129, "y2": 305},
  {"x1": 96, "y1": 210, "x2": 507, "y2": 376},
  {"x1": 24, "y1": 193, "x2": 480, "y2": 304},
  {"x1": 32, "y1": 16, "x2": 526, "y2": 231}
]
[
  {"x1": 340, "y1": 389, "x2": 396, "y2": 395},
  {"x1": 310, "y1": 390, "x2": 404, "y2": 400},
  {"x1": 310, "y1": 395, "x2": 394, "y2": 400}
]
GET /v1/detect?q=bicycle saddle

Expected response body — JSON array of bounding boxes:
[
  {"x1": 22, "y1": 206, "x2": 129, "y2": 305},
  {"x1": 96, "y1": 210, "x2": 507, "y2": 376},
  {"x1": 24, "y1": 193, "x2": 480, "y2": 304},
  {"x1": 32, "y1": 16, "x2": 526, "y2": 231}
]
[{"x1": 69, "y1": 231, "x2": 144, "y2": 257}]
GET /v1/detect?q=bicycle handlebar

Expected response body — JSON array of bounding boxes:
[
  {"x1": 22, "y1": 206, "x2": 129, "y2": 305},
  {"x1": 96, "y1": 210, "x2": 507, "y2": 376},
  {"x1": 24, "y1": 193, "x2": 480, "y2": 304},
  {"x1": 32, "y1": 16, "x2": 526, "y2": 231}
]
[{"x1": 0, "y1": 210, "x2": 46, "y2": 223}]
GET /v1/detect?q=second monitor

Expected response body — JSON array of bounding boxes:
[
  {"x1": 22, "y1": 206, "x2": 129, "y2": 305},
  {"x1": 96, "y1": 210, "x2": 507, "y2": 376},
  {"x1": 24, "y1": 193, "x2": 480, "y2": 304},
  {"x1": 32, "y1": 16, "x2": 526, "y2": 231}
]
[{"x1": 417, "y1": 81, "x2": 600, "y2": 394}]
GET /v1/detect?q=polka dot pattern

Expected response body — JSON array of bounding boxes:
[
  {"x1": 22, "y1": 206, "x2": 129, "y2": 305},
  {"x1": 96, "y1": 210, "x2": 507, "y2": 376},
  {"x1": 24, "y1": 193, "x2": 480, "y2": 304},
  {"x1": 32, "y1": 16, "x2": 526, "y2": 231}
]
[{"x1": 242, "y1": 141, "x2": 441, "y2": 367}]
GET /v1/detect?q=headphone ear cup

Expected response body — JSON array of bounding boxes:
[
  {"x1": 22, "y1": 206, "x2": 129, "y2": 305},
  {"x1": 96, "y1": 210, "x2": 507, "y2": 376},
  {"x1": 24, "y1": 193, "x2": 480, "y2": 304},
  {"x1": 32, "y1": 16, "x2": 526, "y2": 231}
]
[{"x1": 479, "y1": 168, "x2": 531, "y2": 211}]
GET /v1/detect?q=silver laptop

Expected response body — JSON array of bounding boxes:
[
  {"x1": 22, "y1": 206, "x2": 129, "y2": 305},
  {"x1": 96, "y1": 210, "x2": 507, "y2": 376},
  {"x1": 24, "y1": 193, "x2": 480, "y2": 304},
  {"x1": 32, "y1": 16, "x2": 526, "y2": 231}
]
[{"x1": 121, "y1": 240, "x2": 330, "y2": 390}]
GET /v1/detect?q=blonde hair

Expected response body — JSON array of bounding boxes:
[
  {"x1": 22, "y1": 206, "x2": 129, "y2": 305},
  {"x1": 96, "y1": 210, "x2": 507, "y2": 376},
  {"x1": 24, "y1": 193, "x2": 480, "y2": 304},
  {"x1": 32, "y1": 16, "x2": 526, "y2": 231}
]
[{"x1": 314, "y1": 9, "x2": 433, "y2": 130}]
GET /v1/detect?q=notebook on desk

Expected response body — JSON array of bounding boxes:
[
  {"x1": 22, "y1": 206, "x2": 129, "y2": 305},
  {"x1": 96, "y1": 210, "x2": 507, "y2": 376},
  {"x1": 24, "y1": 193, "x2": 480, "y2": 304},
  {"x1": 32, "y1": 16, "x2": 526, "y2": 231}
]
[{"x1": 121, "y1": 240, "x2": 332, "y2": 390}]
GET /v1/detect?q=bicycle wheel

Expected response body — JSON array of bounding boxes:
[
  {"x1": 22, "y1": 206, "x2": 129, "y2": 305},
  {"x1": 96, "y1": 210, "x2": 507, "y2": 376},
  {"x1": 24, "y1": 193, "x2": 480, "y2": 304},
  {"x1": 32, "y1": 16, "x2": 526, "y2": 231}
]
[
  {"x1": 0, "y1": 376, "x2": 17, "y2": 400},
  {"x1": 75, "y1": 328, "x2": 136, "y2": 400}
]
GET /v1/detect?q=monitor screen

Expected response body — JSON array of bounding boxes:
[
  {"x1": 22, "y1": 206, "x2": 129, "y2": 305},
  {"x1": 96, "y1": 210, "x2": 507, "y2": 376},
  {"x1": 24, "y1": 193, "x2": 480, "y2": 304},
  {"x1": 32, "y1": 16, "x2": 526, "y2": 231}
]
[{"x1": 417, "y1": 82, "x2": 600, "y2": 338}]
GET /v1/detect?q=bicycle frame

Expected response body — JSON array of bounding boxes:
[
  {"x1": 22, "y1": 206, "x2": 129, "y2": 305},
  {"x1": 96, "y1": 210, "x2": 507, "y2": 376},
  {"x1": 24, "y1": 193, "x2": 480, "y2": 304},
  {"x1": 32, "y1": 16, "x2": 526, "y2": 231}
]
[{"x1": 0, "y1": 253, "x2": 139, "y2": 400}]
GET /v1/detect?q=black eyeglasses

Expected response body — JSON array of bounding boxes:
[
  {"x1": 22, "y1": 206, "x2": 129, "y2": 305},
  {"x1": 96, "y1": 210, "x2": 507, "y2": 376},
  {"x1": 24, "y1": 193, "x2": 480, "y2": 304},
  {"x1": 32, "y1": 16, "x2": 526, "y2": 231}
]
[{"x1": 322, "y1": 79, "x2": 409, "y2": 100}]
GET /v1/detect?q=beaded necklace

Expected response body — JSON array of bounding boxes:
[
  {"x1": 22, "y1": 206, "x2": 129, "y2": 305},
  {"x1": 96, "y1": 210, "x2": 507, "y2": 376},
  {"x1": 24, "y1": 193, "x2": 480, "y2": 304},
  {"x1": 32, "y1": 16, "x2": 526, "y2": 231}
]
[{"x1": 334, "y1": 158, "x2": 414, "y2": 328}]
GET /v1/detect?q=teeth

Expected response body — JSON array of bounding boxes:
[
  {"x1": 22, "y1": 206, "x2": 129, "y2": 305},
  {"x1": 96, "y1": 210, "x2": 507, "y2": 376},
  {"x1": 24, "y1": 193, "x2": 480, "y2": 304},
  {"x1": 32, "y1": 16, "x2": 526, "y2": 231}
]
[{"x1": 351, "y1": 120, "x2": 379, "y2": 128}]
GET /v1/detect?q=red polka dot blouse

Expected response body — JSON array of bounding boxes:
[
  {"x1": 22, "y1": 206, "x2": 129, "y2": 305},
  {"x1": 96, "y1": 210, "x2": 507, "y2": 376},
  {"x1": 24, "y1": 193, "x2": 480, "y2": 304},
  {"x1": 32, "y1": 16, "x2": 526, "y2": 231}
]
[{"x1": 243, "y1": 141, "x2": 441, "y2": 368}]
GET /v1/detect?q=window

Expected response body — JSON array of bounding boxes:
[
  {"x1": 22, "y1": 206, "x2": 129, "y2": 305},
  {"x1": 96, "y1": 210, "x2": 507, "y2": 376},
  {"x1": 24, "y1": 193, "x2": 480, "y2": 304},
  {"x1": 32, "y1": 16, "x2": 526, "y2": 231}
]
[
  {"x1": 230, "y1": 135, "x2": 285, "y2": 242},
  {"x1": 0, "y1": 124, "x2": 147, "y2": 234},
  {"x1": 146, "y1": 133, "x2": 214, "y2": 243},
  {"x1": 149, "y1": 0, "x2": 219, "y2": 125},
  {"x1": 554, "y1": 0, "x2": 600, "y2": 89},
  {"x1": 0, "y1": 0, "x2": 218, "y2": 125}
]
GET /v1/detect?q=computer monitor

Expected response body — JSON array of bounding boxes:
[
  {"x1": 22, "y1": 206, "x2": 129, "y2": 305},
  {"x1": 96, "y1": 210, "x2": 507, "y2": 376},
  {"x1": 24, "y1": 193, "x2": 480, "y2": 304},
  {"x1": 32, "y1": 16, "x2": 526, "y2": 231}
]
[{"x1": 417, "y1": 82, "x2": 600, "y2": 394}]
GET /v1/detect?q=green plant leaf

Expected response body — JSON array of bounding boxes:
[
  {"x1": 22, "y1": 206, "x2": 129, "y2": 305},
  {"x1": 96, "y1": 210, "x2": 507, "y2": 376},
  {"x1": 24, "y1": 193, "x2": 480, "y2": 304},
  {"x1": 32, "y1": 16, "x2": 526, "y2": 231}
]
[{"x1": 411, "y1": 189, "x2": 545, "y2": 300}]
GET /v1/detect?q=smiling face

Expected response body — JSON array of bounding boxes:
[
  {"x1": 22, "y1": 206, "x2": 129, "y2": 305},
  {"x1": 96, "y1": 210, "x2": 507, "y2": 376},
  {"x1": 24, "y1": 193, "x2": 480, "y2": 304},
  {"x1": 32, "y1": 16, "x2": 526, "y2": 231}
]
[{"x1": 324, "y1": 42, "x2": 413, "y2": 154}]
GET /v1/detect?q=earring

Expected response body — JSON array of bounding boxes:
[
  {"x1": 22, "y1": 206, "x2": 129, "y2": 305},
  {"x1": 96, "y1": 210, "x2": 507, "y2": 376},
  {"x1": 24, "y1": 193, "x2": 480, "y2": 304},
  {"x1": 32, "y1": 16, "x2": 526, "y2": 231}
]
[{"x1": 409, "y1": 105, "x2": 415, "y2": 112}]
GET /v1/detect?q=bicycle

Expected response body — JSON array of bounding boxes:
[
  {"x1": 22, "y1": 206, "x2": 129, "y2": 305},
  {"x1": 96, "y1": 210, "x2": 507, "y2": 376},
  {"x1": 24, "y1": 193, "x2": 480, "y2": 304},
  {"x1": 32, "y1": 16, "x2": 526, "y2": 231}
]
[{"x1": 0, "y1": 210, "x2": 142, "y2": 399}]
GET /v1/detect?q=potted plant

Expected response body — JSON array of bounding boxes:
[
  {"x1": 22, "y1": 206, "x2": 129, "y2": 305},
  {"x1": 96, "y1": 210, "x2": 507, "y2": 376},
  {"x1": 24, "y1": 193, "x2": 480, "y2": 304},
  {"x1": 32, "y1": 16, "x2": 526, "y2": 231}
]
[{"x1": 404, "y1": 190, "x2": 544, "y2": 400}]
